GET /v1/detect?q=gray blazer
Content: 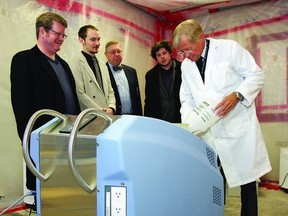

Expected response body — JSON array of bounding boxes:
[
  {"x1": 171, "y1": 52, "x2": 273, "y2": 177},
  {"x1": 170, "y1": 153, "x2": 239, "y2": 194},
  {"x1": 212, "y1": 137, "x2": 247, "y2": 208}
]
[{"x1": 70, "y1": 52, "x2": 116, "y2": 111}]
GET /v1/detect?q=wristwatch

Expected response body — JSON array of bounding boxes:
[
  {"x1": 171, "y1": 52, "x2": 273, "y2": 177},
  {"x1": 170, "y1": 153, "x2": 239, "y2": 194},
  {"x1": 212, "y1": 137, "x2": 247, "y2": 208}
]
[{"x1": 235, "y1": 92, "x2": 244, "y2": 101}]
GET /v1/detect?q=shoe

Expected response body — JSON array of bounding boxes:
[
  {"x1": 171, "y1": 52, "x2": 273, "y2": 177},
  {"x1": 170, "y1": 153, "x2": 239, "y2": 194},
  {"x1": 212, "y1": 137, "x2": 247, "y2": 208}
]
[{"x1": 24, "y1": 202, "x2": 36, "y2": 211}]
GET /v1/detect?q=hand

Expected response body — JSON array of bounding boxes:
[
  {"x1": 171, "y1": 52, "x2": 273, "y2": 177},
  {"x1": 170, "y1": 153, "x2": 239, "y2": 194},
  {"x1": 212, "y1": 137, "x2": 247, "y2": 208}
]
[
  {"x1": 102, "y1": 107, "x2": 114, "y2": 115},
  {"x1": 214, "y1": 92, "x2": 239, "y2": 117}
]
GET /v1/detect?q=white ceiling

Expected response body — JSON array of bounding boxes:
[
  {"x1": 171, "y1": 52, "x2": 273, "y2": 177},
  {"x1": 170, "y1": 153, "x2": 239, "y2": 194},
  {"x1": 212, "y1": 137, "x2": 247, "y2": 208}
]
[{"x1": 122, "y1": 0, "x2": 266, "y2": 20}]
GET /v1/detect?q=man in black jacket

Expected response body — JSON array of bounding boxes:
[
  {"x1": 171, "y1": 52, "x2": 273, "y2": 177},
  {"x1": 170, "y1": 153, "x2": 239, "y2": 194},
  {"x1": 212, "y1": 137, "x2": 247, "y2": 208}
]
[
  {"x1": 105, "y1": 40, "x2": 142, "y2": 115},
  {"x1": 144, "y1": 40, "x2": 182, "y2": 123},
  {"x1": 10, "y1": 12, "x2": 80, "y2": 205}
]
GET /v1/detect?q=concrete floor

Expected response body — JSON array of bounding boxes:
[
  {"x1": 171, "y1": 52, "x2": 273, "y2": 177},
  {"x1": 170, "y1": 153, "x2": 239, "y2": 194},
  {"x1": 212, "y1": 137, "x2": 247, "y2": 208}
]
[
  {"x1": 225, "y1": 187, "x2": 288, "y2": 216},
  {"x1": 4, "y1": 187, "x2": 288, "y2": 216}
]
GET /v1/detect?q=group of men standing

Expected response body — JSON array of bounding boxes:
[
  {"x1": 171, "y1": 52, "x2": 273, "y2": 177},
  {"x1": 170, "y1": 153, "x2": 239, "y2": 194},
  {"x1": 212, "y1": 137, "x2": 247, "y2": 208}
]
[
  {"x1": 10, "y1": 11, "x2": 181, "y2": 201},
  {"x1": 10, "y1": 11, "x2": 271, "y2": 216},
  {"x1": 69, "y1": 24, "x2": 179, "y2": 120}
]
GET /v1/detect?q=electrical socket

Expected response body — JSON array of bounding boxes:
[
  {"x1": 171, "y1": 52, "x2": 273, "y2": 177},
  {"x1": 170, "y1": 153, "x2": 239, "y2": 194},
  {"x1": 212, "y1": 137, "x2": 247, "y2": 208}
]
[{"x1": 106, "y1": 186, "x2": 127, "y2": 216}]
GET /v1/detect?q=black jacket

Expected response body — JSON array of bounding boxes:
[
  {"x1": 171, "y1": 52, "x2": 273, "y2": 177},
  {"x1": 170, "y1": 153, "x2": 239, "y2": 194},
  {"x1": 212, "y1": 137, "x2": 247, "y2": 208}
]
[
  {"x1": 106, "y1": 63, "x2": 142, "y2": 115},
  {"x1": 10, "y1": 45, "x2": 80, "y2": 190},
  {"x1": 144, "y1": 59, "x2": 182, "y2": 123}
]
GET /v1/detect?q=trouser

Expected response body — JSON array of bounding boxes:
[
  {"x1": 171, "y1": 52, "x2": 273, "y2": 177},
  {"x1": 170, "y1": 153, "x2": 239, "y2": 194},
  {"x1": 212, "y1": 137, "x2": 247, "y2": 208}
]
[
  {"x1": 218, "y1": 157, "x2": 258, "y2": 215},
  {"x1": 240, "y1": 181, "x2": 258, "y2": 216},
  {"x1": 26, "y1": 165, "x2": 36, "y2": 190},
  {"x1": 217, "y1": 157, "x2": 226, "y2": 204}
]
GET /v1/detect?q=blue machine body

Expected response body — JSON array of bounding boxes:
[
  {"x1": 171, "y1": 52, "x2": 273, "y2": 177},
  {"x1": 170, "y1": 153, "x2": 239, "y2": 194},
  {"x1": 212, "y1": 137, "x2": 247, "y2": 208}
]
[{"x1": 97, "y1": 115, "x2": 224, "y2": 216}]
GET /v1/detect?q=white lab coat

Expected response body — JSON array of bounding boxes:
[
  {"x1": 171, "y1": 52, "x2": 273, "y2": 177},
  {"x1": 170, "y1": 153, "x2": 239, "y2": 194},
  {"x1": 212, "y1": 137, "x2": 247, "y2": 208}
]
[{"x1": 180, "y1": 38, "x2": 271, "y2": 187}]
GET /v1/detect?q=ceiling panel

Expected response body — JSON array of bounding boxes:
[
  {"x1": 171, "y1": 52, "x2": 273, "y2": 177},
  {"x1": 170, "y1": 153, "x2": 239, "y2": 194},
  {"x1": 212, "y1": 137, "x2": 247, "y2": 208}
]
[{"x1": 123, "y1": 0, "x2": 265, "y2": 20}]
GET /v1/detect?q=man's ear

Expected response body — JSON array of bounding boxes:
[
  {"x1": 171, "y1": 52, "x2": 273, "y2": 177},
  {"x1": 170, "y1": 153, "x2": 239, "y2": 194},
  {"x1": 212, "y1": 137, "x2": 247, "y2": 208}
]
[
  {"x1": 39, "y1": 27, "x2": 47, "y2": 38},
  {"x1": 79, "y1": 37, "x2": 85, "y2": 45},
  {"x1": 199, "y1": 33, "x2": 205, "y2": 40}
]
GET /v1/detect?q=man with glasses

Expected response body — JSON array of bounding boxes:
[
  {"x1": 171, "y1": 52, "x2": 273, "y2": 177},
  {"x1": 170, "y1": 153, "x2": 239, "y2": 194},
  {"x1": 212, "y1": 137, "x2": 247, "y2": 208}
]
[
  {"x1": 144, "y1": 40, "x2": 182, "y2": 123},
  {"x1": 105, "y1": 41, "x2": 142, "y2": 115},
  {"x1": 10, "y1": 12, "x2": 80, "y2": 209},
  {"x1": 173, "y1": 19, "x2": 271, "y2": 216},
  {"x1": 70, "y1": 25, "x2": 116, "y2": 114}
]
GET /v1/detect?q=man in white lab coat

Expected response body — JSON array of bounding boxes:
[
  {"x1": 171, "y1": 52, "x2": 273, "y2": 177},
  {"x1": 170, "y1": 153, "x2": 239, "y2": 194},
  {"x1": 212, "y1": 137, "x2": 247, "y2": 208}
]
[{"x1": 172, "y1": 19, "x2": 271, "y2": 216}]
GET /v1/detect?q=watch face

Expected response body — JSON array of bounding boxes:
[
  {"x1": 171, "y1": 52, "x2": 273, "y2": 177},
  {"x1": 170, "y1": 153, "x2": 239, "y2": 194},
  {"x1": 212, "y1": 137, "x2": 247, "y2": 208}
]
[{"x1": 237, "y1": 92, "x2": 244, "y2": 101}]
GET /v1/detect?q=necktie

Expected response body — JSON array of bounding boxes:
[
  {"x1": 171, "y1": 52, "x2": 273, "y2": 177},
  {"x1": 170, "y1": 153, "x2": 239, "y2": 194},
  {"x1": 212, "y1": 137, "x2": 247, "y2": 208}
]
[
  {"x1": 196, "y1": 39, "x2": 210, "y2": 83},
  {"x1": 196, "y1": 56, "x2": 205, "y2": 82},
  {"x1": 113, "y1": 65, "x2": 123, "y2": 71},
  {"x1": 92, "y1": 57, "x2": 103, "y2": 91},
  {"x1": 196, "y1": 56, "x2": 204, "y2": 71}
]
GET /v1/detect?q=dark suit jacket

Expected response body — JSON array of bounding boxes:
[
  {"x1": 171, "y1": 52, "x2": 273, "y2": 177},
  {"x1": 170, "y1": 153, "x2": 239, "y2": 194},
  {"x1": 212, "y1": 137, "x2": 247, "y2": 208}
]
[
  {"x1": 106, "y1": 63, "x2": 142, "y2": 115},
  {"x1": 144, "y1": 59, "x2": 182, "y2": 123},
  {"x1": 10, "y1": 45, "x2": 80, "y2": 190}
]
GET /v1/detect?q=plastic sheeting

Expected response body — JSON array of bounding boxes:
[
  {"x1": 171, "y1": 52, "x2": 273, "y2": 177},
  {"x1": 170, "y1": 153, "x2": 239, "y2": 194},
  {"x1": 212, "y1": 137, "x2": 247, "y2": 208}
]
[
  {"x1": 0, "y1": 0, "x2": 156, "y2": 209},
  {"x1": 0, "y1": 0, "x2": 287, "y2": 210}
]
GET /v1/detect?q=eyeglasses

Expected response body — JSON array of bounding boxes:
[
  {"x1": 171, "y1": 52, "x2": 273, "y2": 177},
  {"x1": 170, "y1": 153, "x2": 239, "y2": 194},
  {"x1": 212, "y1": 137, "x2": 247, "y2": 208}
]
[
  {"x1": 45, "y1": 28, "x2": 67, "y2": 39},
  {"x1": 177, "y1": 48, "x2": 193, "y2": 56},
  {"x1": 107, "y1": 50, "x2": 122, "y2": 55}
]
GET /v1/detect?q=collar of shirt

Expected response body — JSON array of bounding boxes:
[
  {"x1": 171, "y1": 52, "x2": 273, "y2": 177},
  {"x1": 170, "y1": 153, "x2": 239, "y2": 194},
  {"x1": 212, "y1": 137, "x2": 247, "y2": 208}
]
[
  {"x1": 108, "y1": 62, "x2": 123, "y2": 72},
  {"x1": 200, "y1": 40, "x2": 207, "y2": 57},
  {"x1": 81, "y1": 51, "x2": 95, "y2": 63},
  {"x1": 46, "y1": 55, "x2": 59, "y2": 64}
]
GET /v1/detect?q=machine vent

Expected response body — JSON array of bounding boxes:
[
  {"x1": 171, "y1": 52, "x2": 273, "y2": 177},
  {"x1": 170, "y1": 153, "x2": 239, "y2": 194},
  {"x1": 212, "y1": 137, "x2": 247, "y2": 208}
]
[
  {"x1": 213, "y1": 185, "x2": 222, "y2": 206},
  {"x1": 206, "y1": 147, "x2": 216, "y2": 168}
]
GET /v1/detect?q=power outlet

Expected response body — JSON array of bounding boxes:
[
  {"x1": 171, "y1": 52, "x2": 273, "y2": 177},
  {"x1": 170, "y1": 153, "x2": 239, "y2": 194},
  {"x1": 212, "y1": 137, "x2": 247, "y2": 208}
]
[{"x1": 105, "y1": 186, "x2": 127, "y2": 216}]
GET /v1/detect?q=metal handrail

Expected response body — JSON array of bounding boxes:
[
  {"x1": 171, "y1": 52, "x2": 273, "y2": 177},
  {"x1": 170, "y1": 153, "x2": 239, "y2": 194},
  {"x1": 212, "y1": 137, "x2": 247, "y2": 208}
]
[
  {"x1": 68, "y1": 108, "x2": 113, "y2": 193},
  {"x1": 22, "y1": 109, "x2": 66, "y2": 181}
]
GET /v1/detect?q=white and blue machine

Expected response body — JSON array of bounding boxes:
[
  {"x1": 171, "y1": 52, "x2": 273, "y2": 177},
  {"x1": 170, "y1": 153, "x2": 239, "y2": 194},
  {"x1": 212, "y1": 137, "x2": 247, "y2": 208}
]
[{"x1": 23, "y1": 108, "x2": 224, "y2": 216}]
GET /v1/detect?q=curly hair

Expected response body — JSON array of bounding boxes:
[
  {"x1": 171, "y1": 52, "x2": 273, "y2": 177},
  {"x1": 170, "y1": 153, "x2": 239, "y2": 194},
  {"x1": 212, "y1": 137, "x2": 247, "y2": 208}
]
[{"x1": 150, "y1": 40, "x2": 172, "y2": 60}]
